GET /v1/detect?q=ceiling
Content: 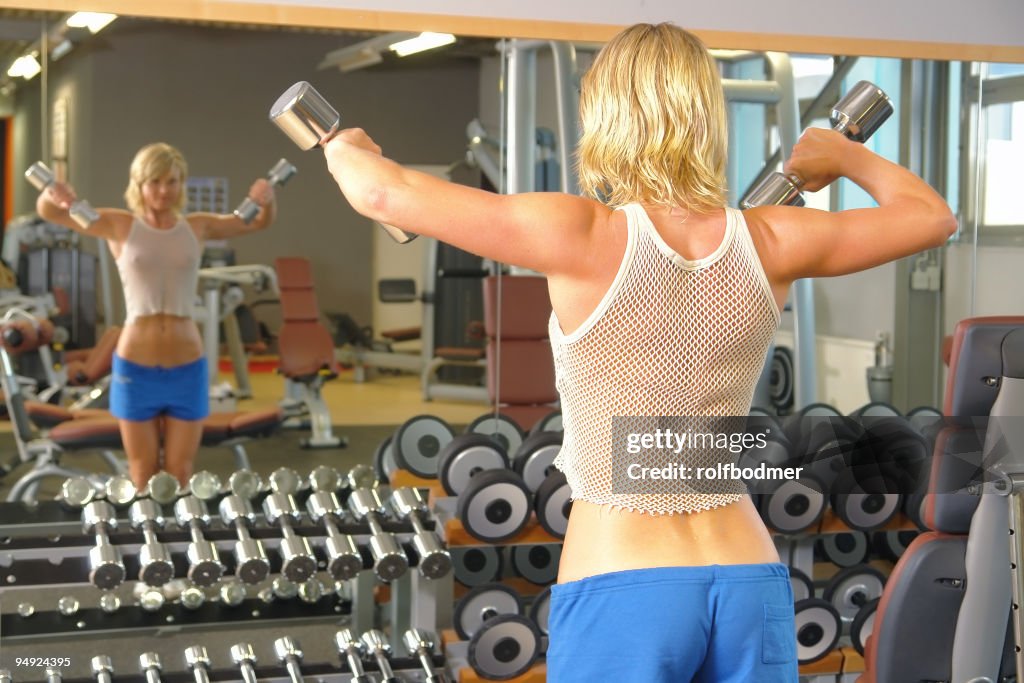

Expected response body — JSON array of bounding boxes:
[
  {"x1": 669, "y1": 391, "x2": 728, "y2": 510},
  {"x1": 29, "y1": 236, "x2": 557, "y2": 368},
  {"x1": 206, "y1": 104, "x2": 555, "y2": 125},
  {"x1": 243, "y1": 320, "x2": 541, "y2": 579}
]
[{"x1": 0, "y1": 8, "x2": 497, "y2": 92}]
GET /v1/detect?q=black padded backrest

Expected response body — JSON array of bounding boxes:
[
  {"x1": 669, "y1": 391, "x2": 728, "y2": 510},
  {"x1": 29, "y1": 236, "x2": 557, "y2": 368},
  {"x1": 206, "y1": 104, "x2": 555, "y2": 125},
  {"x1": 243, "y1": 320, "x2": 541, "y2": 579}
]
[
  {"x1": 869, "y1": 534, "x2": 967, "y2": 682},
  {"x1": 925, "y1": 427, "x2": 985, "y2": 534},
  {"x1": 945, "y1": 317, "x2": 1024, "y2": 418}
]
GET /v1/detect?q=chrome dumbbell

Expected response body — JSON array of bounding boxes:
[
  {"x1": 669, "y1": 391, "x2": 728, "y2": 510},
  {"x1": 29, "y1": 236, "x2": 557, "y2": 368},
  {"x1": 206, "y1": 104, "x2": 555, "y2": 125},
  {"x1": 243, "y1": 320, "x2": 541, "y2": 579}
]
[
  {"x1": 139, "y1": 653, "x2": 162, "y2": 683},
  {"x1": 269, "y1": 81, "x2": 415, "y2": 244},
  {"x1": 361, "y1": 630, "x2": 400, "y2": 683},
  {"x1": 306, "y1": 490, "x2": 364, "y2": 581},
  {"x1": 218, "y1": 494, "x2": 271, "y2": 584},
  {"x1": 184, "y1": 646, "x2": 211, "y2": 683},
  {"x1": 102, "y1": 475, "x2": 138, "y2": 508},
  {"x1": 263, "y1": 492, "x2": 318, "y2": 583},
  {"x1": 44, "y1": 669, "x2": 61, "y2": 683},
  {"x1": 274, "y1": 636, "x2": 306, "y2": 683},
  {"x1": 25, "y1": 161, "x2": 100, "y2": 228},
  {"x1": 404, "y1": 629, "x2": 450, "y2": 683},
  {"x1": 740, "y1": 80, "x2": 894, "y2": 209},
  {"x1": 145, "y1": 471, "x2": 182, "y2": 506},
  {"x1": 130, "y1": 498, "x2": 175, "y2": 587},
  {"x1": 231, "y1": 644, "x2": 259, "y2": 683},
  {"x1": 390, "y1": 487, "x2": 452, "y2": 579},
  {"x1": 82, "y1": 500, "x2": 126, "y2": 589},
  {"x1": 57, "y1": 476, "x2": 97, "y2": 510},
  {"x1": 173, "y1": 495, "x2": 224, "y2": 586},
  {"x1": 234, "y1": 158, "x2": 297, "y2": 223},
  {"x1": 0, "y1": 670, "x2": 10, "y2": 683},
  {"x1": 348, "y1": 487, "x2": 409, "y2": 581},
  {"x1": 335, "y1": 629, "x2": 373, "y2": 683},
  {"x1": 91, "y1": 656, "x2": 114, "y2": 683}
]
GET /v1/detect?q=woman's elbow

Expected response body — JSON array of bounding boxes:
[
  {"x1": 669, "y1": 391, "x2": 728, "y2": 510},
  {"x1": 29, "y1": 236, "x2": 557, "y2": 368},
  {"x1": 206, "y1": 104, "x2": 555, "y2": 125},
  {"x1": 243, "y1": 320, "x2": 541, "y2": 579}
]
[
  {"x1": 350, "y1": 183, "x2": 396, "y2": 224},
  {"x1": 931, "y1": 208, "x2": 958, "y2": 246}
]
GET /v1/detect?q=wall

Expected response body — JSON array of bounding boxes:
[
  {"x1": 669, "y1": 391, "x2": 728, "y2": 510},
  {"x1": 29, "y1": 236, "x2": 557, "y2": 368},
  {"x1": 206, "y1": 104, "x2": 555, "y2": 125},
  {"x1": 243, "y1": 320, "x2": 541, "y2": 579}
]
[{"x1": 11, "y1": 18, "x2": 480, "y2": 329}]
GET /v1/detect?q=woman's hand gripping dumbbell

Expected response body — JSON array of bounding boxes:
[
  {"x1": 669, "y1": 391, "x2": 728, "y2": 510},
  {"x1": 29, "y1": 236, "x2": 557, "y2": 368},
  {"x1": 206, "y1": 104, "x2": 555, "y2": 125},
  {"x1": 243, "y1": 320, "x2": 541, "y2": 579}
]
[
  {"x1": 233, "y1": 159, "x2": 296, "y2": 223},
  {"x1": 741, "y1": 80, "x2": 894, "y2": 208},
  {"x1": 25, "y1": 162, "x2": 100, "y2": 228},
  {"x1": 268, "y1": 81, "x2": 416, "y2": 244}
]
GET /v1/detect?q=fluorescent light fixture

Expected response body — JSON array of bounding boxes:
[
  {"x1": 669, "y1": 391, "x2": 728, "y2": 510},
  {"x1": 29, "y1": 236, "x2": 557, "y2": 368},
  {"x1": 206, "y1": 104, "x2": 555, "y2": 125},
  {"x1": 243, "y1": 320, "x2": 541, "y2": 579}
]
[
  {"x1": 66, "y1": 12, "x2": 117, "y2": 34},
  {"x1": 50, "y1": 39, "x2": 74, "y2": 61},
  {"x1": 330, "y1": 46, "x2": 383, "y2": 73},
  {"x1": 318, "y1": 32, "x2": 414, "y2": 72},
  {"x1": 389, "y1": 32, "x2": 456, "y2": 57},
  {"x1": 7, "y1": 54, "x2": 41, "y2": 80}
]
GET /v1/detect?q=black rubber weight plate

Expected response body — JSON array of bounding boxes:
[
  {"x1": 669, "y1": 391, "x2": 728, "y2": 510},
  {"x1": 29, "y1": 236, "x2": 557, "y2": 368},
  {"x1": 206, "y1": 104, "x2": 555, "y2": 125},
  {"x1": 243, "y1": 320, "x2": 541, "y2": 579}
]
[
  {"x1": 394, "y1": 414, "x2": 455, "y2": 478},
  {"x1": 468, "y1": 413, "x2": 525, "y2": 456},
  {"x1": 457, "y1": 469, "x2": 532, "y2": 543},
  {"x1": 467, "y1": 613, "x2": 542, "y2": 681},
  {"x1": 454, "y1": 582, "x2": 523, "y2": 641}
]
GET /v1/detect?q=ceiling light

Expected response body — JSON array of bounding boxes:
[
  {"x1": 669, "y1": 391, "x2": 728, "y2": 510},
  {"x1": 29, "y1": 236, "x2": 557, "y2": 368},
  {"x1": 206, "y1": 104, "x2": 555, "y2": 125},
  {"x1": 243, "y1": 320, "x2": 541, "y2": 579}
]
[
  {"x1": 389, "y1": 32, "x2": 456, "y2": 57},
  {"x1": 50, "y1": 39, "x2": 73, "y2": 61},
  {"x1": 318, "y1": 32, "x2": 414, "y2": 73},
  {"x1": 7, "y1": 54, "x2": 41, "y2": 80},
  {"x1": 333, "y1": 47, "x2": 383, "y2": 73},
  {"x1": 66, "y1": 12, "x2": 117, "y2": 34}
]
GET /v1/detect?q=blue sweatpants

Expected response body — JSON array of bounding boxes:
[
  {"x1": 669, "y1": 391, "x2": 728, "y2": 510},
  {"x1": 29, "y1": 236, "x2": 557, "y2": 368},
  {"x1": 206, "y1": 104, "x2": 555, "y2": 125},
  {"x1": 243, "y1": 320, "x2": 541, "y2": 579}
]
[{"x1": 547, "y1": 563, "x2": 798, "y2": 682}]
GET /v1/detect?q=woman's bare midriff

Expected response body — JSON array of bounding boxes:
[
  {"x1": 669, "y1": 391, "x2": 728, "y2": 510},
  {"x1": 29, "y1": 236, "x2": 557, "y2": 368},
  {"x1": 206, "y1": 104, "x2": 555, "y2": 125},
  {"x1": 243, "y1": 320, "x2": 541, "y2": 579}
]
[
  {"x1": 557, "y1": 496, "x2": 780, "y2": 583},
  {"x1": 115, "y1": 314, "x2": 203, "y2": 367}
]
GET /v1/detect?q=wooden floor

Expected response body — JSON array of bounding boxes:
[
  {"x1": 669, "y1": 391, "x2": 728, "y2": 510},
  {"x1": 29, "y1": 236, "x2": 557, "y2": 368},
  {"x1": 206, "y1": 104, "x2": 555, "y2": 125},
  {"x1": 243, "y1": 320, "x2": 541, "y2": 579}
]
[{"x1": 228, "y1": 366, "x2": 497, "y2": 427}]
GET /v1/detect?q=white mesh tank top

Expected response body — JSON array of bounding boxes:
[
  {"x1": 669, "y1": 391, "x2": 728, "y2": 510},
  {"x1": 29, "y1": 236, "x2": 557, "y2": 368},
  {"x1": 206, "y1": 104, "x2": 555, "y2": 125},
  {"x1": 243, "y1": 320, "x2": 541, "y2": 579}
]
[
  {"x1": 550, "y1": 204, "x2": 780, "y2": 514},
  {"x1": 115, "y1": 216, "x2": 201, "y2": 323}
]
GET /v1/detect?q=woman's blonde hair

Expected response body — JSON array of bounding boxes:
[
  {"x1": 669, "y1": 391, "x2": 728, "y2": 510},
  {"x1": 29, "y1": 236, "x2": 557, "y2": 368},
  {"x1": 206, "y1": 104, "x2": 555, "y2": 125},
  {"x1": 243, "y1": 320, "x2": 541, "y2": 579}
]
[
  {"x1": 577, "y1": 23, "x2": 728, "y2": 213},
  {"x1": 124, "y1": 142, "x2": 188, "y2": 214}
]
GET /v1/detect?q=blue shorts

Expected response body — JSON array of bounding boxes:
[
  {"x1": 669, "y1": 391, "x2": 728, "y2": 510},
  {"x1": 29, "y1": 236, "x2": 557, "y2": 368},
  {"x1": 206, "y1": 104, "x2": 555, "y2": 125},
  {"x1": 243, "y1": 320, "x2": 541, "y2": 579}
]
[
  {"x1": 109, "y1": 354, "x2": 209, "y2": 422},
  {"x1": 547, "y1": 563, "x2": 798, "y2": 682}
]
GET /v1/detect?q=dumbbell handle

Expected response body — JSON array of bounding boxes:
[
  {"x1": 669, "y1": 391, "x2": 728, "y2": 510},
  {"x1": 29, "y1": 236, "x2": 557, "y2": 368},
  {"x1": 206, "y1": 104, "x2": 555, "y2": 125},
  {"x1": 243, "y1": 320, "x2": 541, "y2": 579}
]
[
  {"x1": 91, "y1": 656, "x2": 114, "y2": 683},
  {"x1": 281, "y1": 656, "x2": 303, "y2": 683},
  {"x1": 270, "y1": 81, "x2": 416, "y2": 244},
  {"x1": 233, "y1": 158, "x2": 297, "y2": 223},
  {"x1": 339, "y1": 644, "x2": 371, "y2": 682},
  {"x1": 230, "y1": 645, "x2": 259, "y2": 683},
  {"x1": 740, "y1": 80, "x2": 893, "y2": 209},
  {"x1": 187, "y1": 662, "x2": 210, "y2": 683},
  {"x1": 25, "y1": 161, "x2": 100, "y2": 228}
]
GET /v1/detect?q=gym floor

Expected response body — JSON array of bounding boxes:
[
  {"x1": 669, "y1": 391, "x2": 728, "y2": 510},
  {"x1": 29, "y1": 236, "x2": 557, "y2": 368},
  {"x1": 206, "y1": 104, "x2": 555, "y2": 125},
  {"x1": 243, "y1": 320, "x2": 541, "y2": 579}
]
[{"x1": 0, "y1": 366, "x2": 493, "y2": 680}]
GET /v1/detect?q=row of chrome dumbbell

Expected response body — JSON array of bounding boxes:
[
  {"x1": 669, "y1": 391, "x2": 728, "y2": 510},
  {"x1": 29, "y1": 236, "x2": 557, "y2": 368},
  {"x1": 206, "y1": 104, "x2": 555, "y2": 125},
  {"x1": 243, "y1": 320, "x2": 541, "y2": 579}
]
[
  {"x1": 51, "y1": 466, "x2": 451, "y2": 591},
  {"x1": 0, "y1": 629, "x2": 449, "y2": 683}
]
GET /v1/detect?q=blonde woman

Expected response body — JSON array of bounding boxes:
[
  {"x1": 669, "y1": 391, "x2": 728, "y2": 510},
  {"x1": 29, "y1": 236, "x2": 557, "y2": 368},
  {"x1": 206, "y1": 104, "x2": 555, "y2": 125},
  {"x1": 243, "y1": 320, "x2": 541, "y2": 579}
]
[
  {"x1": 36, "y1": 143, "x2": 276, "y2": 490},
  {"x1": 321, "y1": 23, "x2": 955, "y2": 681}
]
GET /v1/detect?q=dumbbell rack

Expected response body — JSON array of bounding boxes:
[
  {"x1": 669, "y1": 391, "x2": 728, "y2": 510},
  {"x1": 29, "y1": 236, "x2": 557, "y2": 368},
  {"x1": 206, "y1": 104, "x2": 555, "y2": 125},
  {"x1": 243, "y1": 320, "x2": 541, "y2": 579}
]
[
  {"x1": 0, "y1": 490, "x2": 452, "y2": 655},
  {"x1": 391, "y1": 470, "x2": 551, "y2": 683},
  {"x1": 0, "y1": 639, "x2": 448, "y2": 683}
]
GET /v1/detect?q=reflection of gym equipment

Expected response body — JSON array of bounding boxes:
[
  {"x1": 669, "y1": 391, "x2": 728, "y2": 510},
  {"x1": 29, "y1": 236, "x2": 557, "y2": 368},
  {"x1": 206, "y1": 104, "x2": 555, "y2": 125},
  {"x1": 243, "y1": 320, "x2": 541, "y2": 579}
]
[
  {"x1": 196, "y1": 263, "x2": 279, "y2": 399},
  {"x1": 335, "y1": 239, "x2": 491, "y2": 404},
  {"x1": 274, "y1": 257, "x2": 346, "y2": 449},
  {"x1": 861, "y1": 318, "x2": 1023, "y2": 682},
  {"x1": 17, "y1": 223, "x2": 98, "y2": 350}
]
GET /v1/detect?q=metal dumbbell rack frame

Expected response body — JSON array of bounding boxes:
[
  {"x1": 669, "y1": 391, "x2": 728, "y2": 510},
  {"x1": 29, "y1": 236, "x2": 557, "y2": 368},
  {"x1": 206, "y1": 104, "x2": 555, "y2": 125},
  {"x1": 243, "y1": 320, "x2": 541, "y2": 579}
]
[{"x1": 0, "y1": 484, "x2": 452, "y2": 654}]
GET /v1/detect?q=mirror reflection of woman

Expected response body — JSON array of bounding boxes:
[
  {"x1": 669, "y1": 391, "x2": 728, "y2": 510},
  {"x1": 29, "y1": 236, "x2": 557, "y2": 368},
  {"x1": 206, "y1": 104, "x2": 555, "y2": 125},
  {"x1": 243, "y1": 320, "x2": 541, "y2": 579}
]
[{"x1": 36, "y1": 143, "x2": 276, "y2": 489}]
